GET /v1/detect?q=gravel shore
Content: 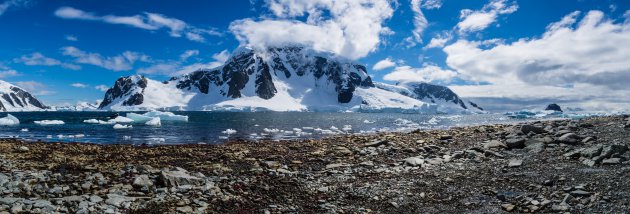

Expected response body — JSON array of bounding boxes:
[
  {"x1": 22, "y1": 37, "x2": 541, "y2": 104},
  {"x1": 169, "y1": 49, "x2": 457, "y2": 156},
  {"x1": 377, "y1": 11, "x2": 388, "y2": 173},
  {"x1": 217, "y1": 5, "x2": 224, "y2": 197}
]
[{"x1": 1, "y1": 115, "x2": 629, "y2": 213}]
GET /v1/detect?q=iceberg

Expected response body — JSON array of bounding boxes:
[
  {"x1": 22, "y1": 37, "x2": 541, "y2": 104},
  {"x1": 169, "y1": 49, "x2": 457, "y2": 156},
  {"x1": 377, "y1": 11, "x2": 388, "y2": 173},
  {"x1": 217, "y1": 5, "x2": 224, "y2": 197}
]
[
  {"x1": 145, "y1": 117, "x2": 161, "y2": 126},
  {"x1": 0, "y1": 114, "x2": 19, "y2": 125},
  {"x1": 34, "y1": 120, "x2": 65, "y2": 125},
  {"x1": 20, "y1": 128, "x2": 28, "y2": 132},
  {"x1": 109, "y1": 116, "x2": 134, "y2": 123},
  {"x1": 113, "y1": 124, "x2": 132, "y2": 129},
  {"x1": 143, "y1": 111, "x2": 188, "y2": 121},
  {"x1": 126, "y1": 111, "x2": 188, "y2": 122},
  {"x1": 221, "y1": 129, "x2": 237, "y2": 135}
]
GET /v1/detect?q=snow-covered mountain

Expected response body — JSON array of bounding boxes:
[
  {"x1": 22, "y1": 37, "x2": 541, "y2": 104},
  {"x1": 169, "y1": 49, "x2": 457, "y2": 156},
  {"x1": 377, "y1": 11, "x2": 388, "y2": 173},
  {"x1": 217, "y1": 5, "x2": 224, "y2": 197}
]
[
  {"x1": 0, "y1": 80, "x2": 48, "y2": 112},
  {"x1": 53, "y1": 101, "x2": 101, "y2": 111},
  {"x1": 98, "y1": 46, "x2": 480, "y2": 113},
  {"x1": 375, "y1": 82, "x2": 484, "y2": 113}
]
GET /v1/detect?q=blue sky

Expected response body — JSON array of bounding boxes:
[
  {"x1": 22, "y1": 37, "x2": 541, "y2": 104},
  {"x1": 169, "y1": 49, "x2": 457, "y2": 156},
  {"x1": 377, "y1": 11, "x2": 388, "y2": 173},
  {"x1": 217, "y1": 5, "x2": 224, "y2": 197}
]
[{"x1": 0, "y1": 0, "x2": 629, "y2": 110}]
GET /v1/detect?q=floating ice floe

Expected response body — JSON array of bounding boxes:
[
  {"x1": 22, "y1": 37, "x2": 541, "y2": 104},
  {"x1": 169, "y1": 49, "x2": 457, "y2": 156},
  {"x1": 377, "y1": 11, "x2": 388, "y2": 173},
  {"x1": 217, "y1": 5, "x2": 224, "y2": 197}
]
[
  {"x1": 145, "y1": 117, "x2": 161, "y2": 126},
  {"x1": 143, "y1": 111, "x2": 188, "y2": 121},
  {"x1": 342, "y1": 125, "x2": 352, "y2": 132},
  {"x1": 363, "y1": 120, "x2": 375, "y2": 124},
  {"x1": 74, "y1": 134, "x2": 85, "y2": 138},
  {"x1": 83, "y1": 119, "x2": 114, "y2": 124},
  {"x1": 221, "y1": 129, "x2": 237, "y2": 135},
  {"x1": 109, "y1": 116, "x2": 134, "y2": 123},
  {"x1": 293, "y1": 128, "x2": 302, "y2": 133},
  {"x1": 113, "y1": 124, "x2": 132, "y2": 129},
  {"x1": 0, "y1": 114, "x2": 20, "y2": 125},
  {"x1": 263, "y1": 128, "x2": 280, "y2": 133},
  {"x1": 34, "y1": 120, "x2": 65, "y2": 125},
  {"x1": 20, "y1": 128, "x2": 28, "y2": 132},
  {"x1": 123, "y1": 136, "x2": 132, "y2": 140},
  {"x1": 46, "y1": 135, "x2": 52, "y2": 139}
]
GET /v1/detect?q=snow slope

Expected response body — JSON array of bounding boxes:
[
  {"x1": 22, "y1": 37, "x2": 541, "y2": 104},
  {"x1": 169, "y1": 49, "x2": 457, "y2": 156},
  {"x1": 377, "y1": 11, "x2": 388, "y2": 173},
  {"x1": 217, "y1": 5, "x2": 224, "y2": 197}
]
[{"x1": 0, "y1": 80, "x2": 47, "y2": 112}]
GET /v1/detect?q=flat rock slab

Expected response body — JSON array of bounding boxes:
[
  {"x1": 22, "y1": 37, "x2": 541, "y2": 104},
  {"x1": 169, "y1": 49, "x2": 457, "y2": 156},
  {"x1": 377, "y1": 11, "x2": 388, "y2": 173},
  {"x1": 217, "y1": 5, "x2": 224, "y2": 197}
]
[{"x1": 508, "y1": 159, "x2": 523, "y2": 167}]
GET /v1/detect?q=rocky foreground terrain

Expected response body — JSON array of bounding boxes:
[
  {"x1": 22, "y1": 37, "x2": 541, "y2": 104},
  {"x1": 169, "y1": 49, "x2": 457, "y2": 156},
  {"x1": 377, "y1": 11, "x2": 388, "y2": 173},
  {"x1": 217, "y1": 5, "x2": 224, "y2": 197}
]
[{"x1": 1, "y1": 115, "x2": 630, "y2": 213}]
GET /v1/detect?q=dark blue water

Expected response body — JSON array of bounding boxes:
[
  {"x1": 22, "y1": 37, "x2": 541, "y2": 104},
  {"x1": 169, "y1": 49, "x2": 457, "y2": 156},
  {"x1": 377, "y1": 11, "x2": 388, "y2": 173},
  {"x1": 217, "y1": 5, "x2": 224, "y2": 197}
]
[{"x1": 0, "y1": 112, "x2": 525, "y2": 145}]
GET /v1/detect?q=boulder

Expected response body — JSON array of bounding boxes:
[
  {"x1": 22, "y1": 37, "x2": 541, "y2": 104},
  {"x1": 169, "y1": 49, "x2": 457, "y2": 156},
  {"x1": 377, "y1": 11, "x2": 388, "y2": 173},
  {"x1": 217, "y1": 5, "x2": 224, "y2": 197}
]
[
  {"x1": 404, "y1": 157, "x2": 424, "y2": 167},
  {"x1": 545, "y1": 103, "x2": 563, "y2": 112},
  {"x1": 557, "y1": 133, "x2": 580, "y2": 145},
  {"x1": 132, "y1": 175, "x2": 154, "y2": 188},
  {"x1": 159, "y1": 167, "x2": 205, "y2": 187},
  {"x1": 580, "y1": 145, "x2": 603, "y2": 158},
  {"x1": 521, "y1": 125, "x2": 545, "y2": 135},
  {"x1": 505, "y1": 138, "x2": 526, "y2": 149},
  {"x1": 484, "y1": 140, "x2": 507, "y2": 149}
]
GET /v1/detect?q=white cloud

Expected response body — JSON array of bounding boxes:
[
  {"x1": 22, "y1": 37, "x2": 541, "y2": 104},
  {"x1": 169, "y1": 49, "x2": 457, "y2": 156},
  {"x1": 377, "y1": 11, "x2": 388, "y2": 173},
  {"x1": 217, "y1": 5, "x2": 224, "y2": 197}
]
[
  {"x1": 61, "y1": 46, "x2": 149, "y2": 71},
  {"x1": 383, "y1": 64, "x2": 457, "y2": 83},
  {"x1": 229, "y1": 0, "x2": 394, "y2": 60},
  {"x1": 180, "y1": 50, "x2": 199, "y2": 60},
  {"x1": 409, "y1": 0, "x2": 428, "y2": 45},
  {"x1": 421, "y1": 0, "x2": 442, "y2": 9},
  {"x1": 14, "y1": 81, "x2": 54, "y2": 95},
  {"x1": 94, "y1": 85, "x2": 109, "y2": 92},
  {"x1": 444, "y1": 10, "x2": 630, "y2": 110},
  {"x1": 372, "y1": 58, "x2": 396, "y2": 71},
  {"x1": 65, "y1": 35, "x2": 78, "y2": 41},
  {"x1": 70, "y1": 83, "x2": 88, "y2": 88},
  {"x1": 54, "y1": 7, "x2": 222, "y2": 43},
  {"x1": 456, "y1": 0, "x2": 518, "y2": 33},
  {"x1": 138, "y1": 49, "x2": 230, "y2": 76},
  {"x1": 424, "y1": 32, "x2": 451, "y2": 49},
  {"x1": 0, "y1": 0, "x2": 29, "y2": 16},
  {"x1": 0, "y1": 69, "x2": 19, "y2": 78},
  {"x1": 14, "y1": 52, "x2": 81, "y2": 70}
]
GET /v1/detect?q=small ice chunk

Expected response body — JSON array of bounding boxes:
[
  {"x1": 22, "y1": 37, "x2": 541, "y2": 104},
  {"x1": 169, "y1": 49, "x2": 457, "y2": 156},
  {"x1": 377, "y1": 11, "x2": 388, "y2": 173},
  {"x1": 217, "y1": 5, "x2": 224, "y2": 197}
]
[
  {"x1": 123, "y1": 136, "x2": 132, "y2": 140},
  {"x1": 293, "y1": 128, "x2": 302, "y2": 133},
  {"x1": 74, "y1": 134, "x2": 85, "y2": 138},
  {"x1": 363, "y1": 120, "x2": 375, "y2": 124},
  {"x1": 84, "y1": 119, "x2": 114, "y2": 124},
  {"x1": 109, "y1": 116, "x2": 134, "y2": 123},
  {"x1": 342, "y1": 125, "x2": 352, "y2": 131},
  {"x1": 263, "y1": 128, "x2": 280, "y2": 133},
  {"x1": 113, "y1": 124, "x2": 132, "y2": 129},
  {"x1": 46, "y1": 135, "x2": 52, "y2": 139},
  {"x1": 0, "y1": 114, "x2": 20, "y2": 125},
  {"x1": 330, "y1": 126, "x2": 339, "y2": 131},
  {"x1": 221, "y1": 129, "x2": 237, "y2": 135},
  {"x1": 145, "y1": 117, "x2": 161, "y2": 126},
  {"x1": 142, "y1": 111, "x2": 188, "y2": 122},
  {"x1": 20, "y1": 128, "x2": 28, "y2": 132},
  {"x1": 34, "y1": 120, "x2": 65, "y2": 125}
]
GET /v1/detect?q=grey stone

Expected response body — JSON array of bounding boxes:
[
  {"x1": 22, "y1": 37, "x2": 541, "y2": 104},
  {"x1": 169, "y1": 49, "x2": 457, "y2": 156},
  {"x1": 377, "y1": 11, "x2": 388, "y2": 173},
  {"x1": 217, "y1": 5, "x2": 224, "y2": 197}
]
[
  {"x1": 602, "y1": 158, "x2": 621, "y2": 165},
  {"x1": 10, "y1": 204, "x2": 23, "y2": 213},
  {"x1": 570, "y1": 190, "x2": 591, "y2": 197},
  {"x1": 89, "y1": 195, "x2": 103, "y2": 203},
  {"x1": 508, "y1": 159, "x2": 523, "y2": 168},
  {"x1": 132, "y1": 175, "x2": 153, "y2": 188},
  {"x1": 483, "y1": 140, "x2": 506, "y2": 149},
  {"x1": 505, "y1": 138, "x2": 526, "y2": 149},
  {"x1": 525, "y1": 139, "x2": 545, "y2": 153},
  {"x1": 160, "y1": 167, "x2": 205, "y2": 187},
  {"x1": 176, "y1": 206, "x2": 194, "y2": 213},
  {"x1": 580, "y1": 145, "x2": 603, "y2": 158},
  {"x1": 105, "y1": 194, "x2": 135, "y2": 207},
  {"x1": 558, "y1": 133, "x2": 580, "y2": 145},
  {"x1": 521, "y1": 125, "x2": 545, "y2": 134},
  {"x1": 17, "y1": 146, "x2": 29, "y2": 152},
  {"x1": 564, "y1": 148, "x2": 585, "y2": 158},
  {"x1": 62, "y1": 195, "x2": 84, "y2": 202},
  {"x1": 403, "y1": 157, "x2": 424, "y2": 167},
  {"x1": 0, "y1": 197, "x2": 21, "y2": 205},
  {"x1": 363, "y1": 140, "x2": 389, "y2": 147}
]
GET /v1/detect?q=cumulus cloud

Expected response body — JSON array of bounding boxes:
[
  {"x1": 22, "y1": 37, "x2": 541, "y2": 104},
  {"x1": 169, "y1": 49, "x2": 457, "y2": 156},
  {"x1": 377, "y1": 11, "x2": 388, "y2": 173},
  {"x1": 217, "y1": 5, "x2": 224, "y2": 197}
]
[
  {"x1": 383, "y1": 64, "x2": 457, "y2": 83},
  {"x1": 138, "y1": 49, "x2": 230, "y2": 76},
  {"x1": 61, "y1": 46, "x2": 149, "y2": 71},
  {"x1": 372, "y1": 58, "x2": 396, "y2": 71},
  {"x1": 456, "y1": 0, "x2": 518, "y2": 33},
  {"x1": 14, "y1": 52, "x2": 81, "y2": 70},
  {"x1": 94, "y1": 84, "x2": 109, "y2": 92},
  {"x1": 70, "y1": 83, "x2": 87, "y2": 88},
  {"x1": 0, "y1": 0, "x2": 30, "y2": 16},
  {"x1": 14, "y1": 81, "x2": 54, "y2": 95},
  {"x1": 444, "y1": 10, "x2": 630, "y2": 110},
  {"x1": 230, "y1": 0, "x2": 394, "y2": 60},
  {"x1": 179, "y1": 50, "x2": 199, "y2": 60},
  {"x1": 424, "y1": 32, "x2": 451, "y2": 49},
  {"x1": 54, "y1": 7, "x2": 222, "y2": 42}
]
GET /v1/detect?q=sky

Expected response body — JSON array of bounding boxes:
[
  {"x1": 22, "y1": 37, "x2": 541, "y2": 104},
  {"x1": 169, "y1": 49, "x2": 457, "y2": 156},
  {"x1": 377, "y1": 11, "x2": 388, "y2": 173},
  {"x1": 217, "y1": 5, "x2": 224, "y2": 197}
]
[{"x1": 0, "y1": 0, "x2": 629, "y2": 111}]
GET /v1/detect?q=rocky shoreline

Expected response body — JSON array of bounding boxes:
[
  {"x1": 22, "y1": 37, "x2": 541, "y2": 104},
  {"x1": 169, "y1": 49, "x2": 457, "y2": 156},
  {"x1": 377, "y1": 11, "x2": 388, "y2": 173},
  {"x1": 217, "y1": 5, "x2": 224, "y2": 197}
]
[{"x1": 1, "y1": 115, "x2": 630, "y2": 213}]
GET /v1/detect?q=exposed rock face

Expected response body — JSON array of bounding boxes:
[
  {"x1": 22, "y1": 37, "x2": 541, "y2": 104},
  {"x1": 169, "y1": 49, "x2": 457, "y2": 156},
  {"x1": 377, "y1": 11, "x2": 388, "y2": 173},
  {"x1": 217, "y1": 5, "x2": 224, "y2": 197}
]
[
  {"x1": 0, "y1": 80, "x2": 47, "y2": 111},
  {"x1": 545, "y1": 103, "x2": 563, "y2": 112},
  {"x1": 98, "y1": 76, "x2": 148, "y2": 109}
]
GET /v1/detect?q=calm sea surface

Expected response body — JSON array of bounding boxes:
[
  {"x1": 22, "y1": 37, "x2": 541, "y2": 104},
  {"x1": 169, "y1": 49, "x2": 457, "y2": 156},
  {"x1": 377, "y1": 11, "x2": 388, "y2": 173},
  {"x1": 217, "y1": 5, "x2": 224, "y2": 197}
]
[{"x1": 0, "y1": 111, "x2": 545, "y2": 145}]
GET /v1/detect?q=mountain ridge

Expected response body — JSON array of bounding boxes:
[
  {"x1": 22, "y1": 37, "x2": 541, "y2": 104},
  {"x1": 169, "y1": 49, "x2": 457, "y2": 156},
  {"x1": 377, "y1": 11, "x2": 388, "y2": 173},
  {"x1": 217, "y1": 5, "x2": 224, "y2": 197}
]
[{"x1": 0, "y1": 80, "x2": 48, "y2": 112}]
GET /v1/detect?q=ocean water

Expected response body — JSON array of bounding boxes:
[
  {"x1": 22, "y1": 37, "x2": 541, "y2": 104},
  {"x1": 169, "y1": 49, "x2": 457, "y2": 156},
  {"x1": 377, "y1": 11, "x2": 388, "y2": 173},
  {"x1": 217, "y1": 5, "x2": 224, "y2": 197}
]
[{"x1": 0, "y1": 111, "x2": 551, "y2": 145}]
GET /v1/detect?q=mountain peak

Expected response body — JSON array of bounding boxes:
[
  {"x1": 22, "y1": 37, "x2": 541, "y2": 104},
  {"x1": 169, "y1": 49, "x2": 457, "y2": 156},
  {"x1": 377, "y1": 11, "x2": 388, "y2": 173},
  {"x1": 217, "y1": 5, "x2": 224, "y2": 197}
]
[{"x1": 0, "y1": 80, "x2": 48, "y2": 111}]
